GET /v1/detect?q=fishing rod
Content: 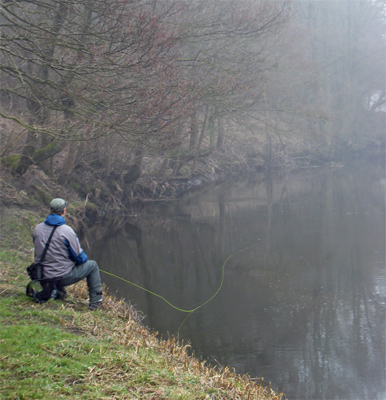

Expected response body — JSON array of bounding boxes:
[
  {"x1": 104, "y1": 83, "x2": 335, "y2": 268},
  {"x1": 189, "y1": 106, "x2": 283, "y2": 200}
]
[{"x1": 99, "y1": 238, "x2": 267, "y2": 314}]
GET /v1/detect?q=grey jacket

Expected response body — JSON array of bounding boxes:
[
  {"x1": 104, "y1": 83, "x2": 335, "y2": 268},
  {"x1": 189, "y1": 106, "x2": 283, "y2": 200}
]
[{"x1": 33, "y1": 213, "x2": 88, "y2": 280}]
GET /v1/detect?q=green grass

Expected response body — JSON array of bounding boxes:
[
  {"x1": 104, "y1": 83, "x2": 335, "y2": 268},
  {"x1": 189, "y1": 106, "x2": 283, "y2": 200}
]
[
  {"x1": 0, "y1": 293, "x2": 103, "y2": 399},
  {"x1": 0, "y1": 291, "x2": 209, "y2": 400},
  {"x1": 1, "y1": 325, "x2": 97, "y2": 398}
]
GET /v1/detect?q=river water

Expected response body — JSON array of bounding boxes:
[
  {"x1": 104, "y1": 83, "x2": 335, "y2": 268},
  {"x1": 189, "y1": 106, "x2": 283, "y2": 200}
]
[{"x1": 85, "y1": 160, "x2": 385, "y2": 400}]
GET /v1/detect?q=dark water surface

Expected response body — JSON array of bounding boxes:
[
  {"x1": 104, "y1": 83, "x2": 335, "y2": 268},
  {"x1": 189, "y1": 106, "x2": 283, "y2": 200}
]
[{"x1": 85, "y1": 161, "x2": 386, "y2": 400}]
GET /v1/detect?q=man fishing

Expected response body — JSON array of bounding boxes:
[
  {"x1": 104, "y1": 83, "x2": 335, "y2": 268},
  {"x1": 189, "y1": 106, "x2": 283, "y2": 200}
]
[{"x1": 27, "y1": 198, "x2": 103, "y2": 310}]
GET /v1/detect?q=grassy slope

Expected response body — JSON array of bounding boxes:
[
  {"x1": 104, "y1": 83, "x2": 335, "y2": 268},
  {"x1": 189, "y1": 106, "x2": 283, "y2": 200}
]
[{"x1": 0, "y1": 207, "x2": 283, "y2": 400}]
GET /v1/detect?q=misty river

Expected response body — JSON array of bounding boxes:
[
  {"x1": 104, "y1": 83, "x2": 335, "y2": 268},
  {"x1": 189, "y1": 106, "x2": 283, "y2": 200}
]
[{"x1": 84, "y1": 159, "x2": 385, "y2": 400}]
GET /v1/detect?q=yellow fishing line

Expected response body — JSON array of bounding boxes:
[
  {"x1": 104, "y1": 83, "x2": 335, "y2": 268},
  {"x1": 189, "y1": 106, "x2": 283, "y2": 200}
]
[{"x1": 100, "y1": 240, "x2": 265, "y2": 313}]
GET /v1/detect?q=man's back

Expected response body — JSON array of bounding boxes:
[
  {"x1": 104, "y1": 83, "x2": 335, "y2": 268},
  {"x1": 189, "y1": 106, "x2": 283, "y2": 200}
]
[{"x1": 33, "y1": 214, "x2": 86, "y2": 280}]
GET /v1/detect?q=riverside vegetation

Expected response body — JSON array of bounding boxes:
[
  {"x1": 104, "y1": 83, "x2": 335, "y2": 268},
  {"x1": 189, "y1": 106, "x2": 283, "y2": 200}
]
[{"x1": 0, "y1": 201, "x2": 283, "y2": 399}]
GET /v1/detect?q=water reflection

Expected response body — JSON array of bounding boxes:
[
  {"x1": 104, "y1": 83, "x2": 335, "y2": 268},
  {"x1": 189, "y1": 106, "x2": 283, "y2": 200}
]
[{"x1": 85, "y1": 162, "x2": 386, "y2": 400}]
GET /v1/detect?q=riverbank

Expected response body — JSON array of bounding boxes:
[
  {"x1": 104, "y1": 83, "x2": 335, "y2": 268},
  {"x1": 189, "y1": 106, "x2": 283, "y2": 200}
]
[{"x1": 0, "y1": 206, "x2": 283, "y2": 400}]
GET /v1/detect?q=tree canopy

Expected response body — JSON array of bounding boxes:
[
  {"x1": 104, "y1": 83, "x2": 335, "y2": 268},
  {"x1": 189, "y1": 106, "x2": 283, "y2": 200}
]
[{"x1": 1, "y1": 0, "x2": 384, "y2": 184}]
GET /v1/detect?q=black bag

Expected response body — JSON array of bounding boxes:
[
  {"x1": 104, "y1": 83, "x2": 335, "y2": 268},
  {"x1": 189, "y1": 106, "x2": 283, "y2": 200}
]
[
  {"x1": 26, "y1": 279, "x2": 56, "y2": 303},
  {"x1": 27, "y1": 262, "x2": 44, "y2": 281},
  {"x1": 27, "y1": 226, "x2": 57, "y2": 281},
  {"x1": 26, "y1": 226, "x2": 59, "y2": 302}
]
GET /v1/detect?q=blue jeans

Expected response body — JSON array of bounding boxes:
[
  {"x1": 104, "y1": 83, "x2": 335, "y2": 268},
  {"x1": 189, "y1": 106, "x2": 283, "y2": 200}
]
[{"x1": 58, "y1": 260, "x2": 102, "y2": 304}]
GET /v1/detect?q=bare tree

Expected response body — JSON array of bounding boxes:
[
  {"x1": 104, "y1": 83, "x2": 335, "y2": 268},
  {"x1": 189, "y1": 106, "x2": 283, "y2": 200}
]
[
  {"x1": 174, "y1": 0, "x2": 291, "y2": 168},
  {"x1": 1, "y1": 0, "x2": 189, "y2": 179},
  {"x1": 285, "y1": 0, "x2": 385, "y2": 157}
]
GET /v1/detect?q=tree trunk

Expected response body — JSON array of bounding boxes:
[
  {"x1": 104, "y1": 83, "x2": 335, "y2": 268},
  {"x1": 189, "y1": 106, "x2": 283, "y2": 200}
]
[
  {"x1": 34, "y1": 141, "x2": 66, "y2": 165},
  {"x1": 14, "y1": 98, "x2": 46, "y2": 175},
  {"x1": 265, "y1": 119, "x2": 272, "y2": 168},
  {"x1": 193, "y1": 105, "x2": 209, "y2": 171},
  {"x1": 13, "y1": 130, "x2": 36, "y2": 176},
  {"x1": 217, "y1": 117, "x2": 224, "y2": 149},
  {"x1": 57, "y1": 141, "x2": 79, "y2": 185},
  {"x1": 13, "y1": 2, "x2": 68, "y2": 176},
  {"x1": 158, "y1": 157, "x2": 169, "y2": 177},
  {"x1": 189, "y1": 113, "x2": 198, "y2": 151},
  {"x1": 124, "y1": 142, "x2": 145, "y2": 183},
  {"x1": 208, "y1": 113, "x2": 216, "y2": 149},
  {"x1": 39, "y1": 125, "x2": 53, "y2": 173}
]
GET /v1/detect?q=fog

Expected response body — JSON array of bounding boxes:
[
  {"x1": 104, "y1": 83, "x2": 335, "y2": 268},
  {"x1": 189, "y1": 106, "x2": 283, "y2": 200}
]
[{"x1": 2, "y1": 0, "x2": 385, "y2": 181}]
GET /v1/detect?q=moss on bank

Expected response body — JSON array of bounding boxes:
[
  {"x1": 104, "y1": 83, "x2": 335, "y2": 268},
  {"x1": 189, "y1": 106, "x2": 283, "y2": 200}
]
[{"x1": 0, "y1": 207, "x2": 283, "y2": 400}]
